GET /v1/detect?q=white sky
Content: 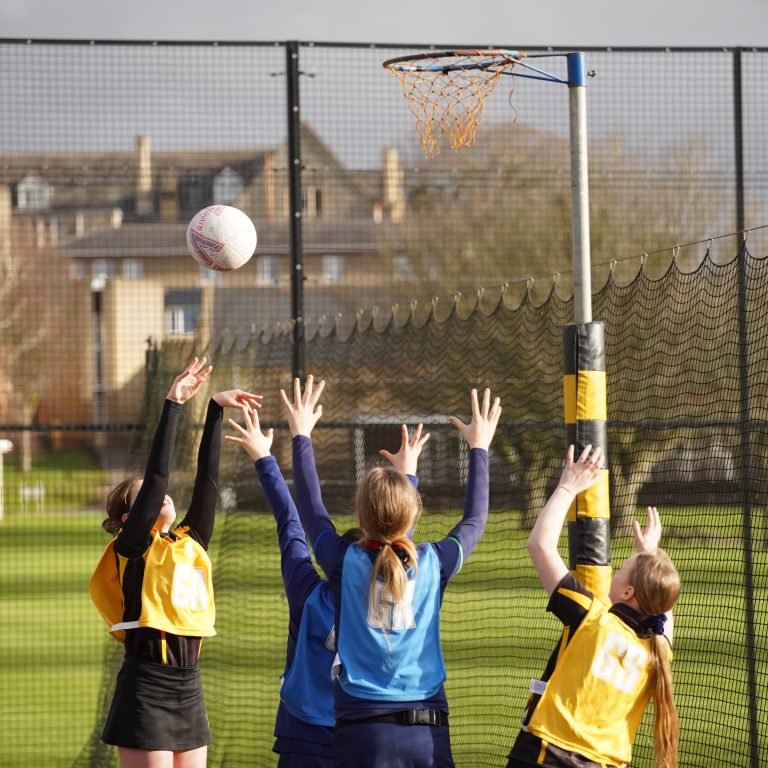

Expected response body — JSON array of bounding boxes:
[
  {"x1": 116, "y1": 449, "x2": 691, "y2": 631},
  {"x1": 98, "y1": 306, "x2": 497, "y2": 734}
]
[{"x1": 1, "y1": 0, "x2": 767, "y2": 47}]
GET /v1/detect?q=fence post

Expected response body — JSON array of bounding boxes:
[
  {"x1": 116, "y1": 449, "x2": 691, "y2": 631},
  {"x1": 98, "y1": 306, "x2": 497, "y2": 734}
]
[
  {"x1": 734, "y1": 46, "x2": 759, "y2": 768},
  {"x1": 733, "y1": 48, "x2": 745, "y2": 235},
  {"x1": 286, "y1": 40, "x2": 305, "y2": 381},
  {"x1": 736, "y1": 237, "x2": 759, "y2": 768},
  {"x1": 0, "y1": 440, "x2": 12, "y2": 523}
]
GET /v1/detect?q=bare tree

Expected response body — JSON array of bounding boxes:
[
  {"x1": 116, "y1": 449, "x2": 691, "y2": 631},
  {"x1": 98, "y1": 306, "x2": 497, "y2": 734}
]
[
  {"x1": 382, "y1": 125, "x2": 722, "y2": 295},
  {"x1": 0, "y1": 186, "x2": 71, "y2": 471}
]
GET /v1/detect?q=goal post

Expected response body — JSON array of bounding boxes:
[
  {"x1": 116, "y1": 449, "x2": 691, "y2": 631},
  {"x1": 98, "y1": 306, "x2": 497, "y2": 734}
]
[{"x1": 384, "y1": 49, "x2": 607, "y2": 597}]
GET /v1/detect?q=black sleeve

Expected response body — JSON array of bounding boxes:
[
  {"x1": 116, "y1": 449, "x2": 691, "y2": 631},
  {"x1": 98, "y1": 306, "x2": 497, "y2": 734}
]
[
  {"x1": 117, "y1": 399, "x2": 182, "y2": 556},
  {"x1": 179, "y1": 398, "x2": 223, "y2": 547},
  {"x1": 547, "y1": 572, "x2": 595, "y2": 632}
]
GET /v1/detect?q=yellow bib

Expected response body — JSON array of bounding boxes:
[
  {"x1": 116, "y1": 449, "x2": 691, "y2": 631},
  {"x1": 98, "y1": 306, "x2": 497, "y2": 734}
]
[
  {"x1": 527, "y1": 601, "x2": 661, "y2": 766},
  {"x1": 90, "y1": 527, "x2": 216, "y2": 643}
]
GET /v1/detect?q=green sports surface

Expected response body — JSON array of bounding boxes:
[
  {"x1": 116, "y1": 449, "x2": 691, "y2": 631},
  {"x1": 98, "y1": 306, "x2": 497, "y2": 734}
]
[{"x1": 1, "y1": 503, "x2": 765, "y2": 767}]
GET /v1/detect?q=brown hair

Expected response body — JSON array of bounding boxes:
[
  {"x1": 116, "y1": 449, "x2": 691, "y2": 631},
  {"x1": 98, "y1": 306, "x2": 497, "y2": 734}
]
[
  {"x1": 355, "y1": 467, "x2": 421, "y2": 629},
  {"x1": 630, "y1": 551, "x2": 681, "y2": 768},
  {"x1": 102, "y1": 475, "x2": 142, "y2": 535}
]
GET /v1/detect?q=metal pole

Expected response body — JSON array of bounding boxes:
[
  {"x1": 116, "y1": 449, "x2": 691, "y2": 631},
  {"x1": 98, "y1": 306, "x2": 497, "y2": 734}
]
[
  {"x1": 286, "y1": 41, "x2": 305, "y2": 381},
  {"x1": 733, "y1": 48, "x2": 745, "y2": 234},
  {"x1": 0, "y1": 440, "x2": 11, "y2": 524},
  {"x1": 567, "y1": 52, "x2": 592, "y2": 324},
  {"x1": 732, "y1": 51, "x2": 758, "y2": 767}
]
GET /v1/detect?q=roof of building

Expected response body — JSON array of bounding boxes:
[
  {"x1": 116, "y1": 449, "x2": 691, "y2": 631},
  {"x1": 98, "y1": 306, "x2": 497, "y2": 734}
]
[
  {"x1": 59, "y1": 219, "x2": 404, "y2": 258},
  {"x1": 0, "y1": 148, "x2": 268, "y2": 209}
]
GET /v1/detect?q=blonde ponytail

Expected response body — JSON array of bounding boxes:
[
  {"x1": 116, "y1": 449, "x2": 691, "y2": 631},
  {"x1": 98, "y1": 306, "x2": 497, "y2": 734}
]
[
  {"x1": 355, "y1": 466, "x2": 421, "y2": 629},
  {"x1": 650, "y1": 634, "x2": 678, "y2": 768}
]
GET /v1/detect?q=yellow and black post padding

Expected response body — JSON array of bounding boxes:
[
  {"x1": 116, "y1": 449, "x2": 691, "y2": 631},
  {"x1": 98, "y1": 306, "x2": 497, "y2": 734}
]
[{"x1": 563, "y1": 322, "x2": 611, "y2": 603}]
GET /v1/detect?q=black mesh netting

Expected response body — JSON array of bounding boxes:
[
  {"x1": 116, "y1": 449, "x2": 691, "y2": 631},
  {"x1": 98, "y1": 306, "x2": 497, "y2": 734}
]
[{"x1": 76, "y1": 246, "x2": 767, "y2": 768}]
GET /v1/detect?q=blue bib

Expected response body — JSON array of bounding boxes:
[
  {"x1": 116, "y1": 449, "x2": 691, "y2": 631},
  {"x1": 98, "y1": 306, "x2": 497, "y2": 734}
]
[
  {"x1": 337, "y1": 543, "x2": 446, "y2": 701},
  {"x1": 280, "y1": 581, "x2": 337, "y2": 726}
]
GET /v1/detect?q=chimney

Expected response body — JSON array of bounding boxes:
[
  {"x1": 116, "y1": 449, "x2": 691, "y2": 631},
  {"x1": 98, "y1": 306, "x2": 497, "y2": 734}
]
[
  {"x1": 0, "y1": 185, "x2": 11, "y2": 260},
  {"x1": 159, "y1": 170, "x2": 179, "y2": 222},
  {"x1": 383, "y1": 148, "x2": 405, "y2": 222},
  {"x1": 136, "y1": 135, "x2": 153, "y2": 216}
]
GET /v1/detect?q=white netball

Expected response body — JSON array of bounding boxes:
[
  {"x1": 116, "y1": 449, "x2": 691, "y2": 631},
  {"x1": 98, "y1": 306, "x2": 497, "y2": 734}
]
[{"x1": 186, "y1": 205, "x2": 257, "y2": 271}]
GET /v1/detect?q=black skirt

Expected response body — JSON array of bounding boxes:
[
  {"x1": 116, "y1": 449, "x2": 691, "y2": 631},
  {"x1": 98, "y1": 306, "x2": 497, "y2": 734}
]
[{"x1": 102, "y1": 654, "x2": 212, "y2": 751}]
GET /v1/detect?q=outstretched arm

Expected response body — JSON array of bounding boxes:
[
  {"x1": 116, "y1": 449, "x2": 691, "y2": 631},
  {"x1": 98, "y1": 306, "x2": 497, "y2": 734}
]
[
  {"x1": 121, "y1": 358, "x2": 211, "y2": 551},
  {"x1": 225, "y1": 408, "x2": 322, "y2": 611},
  {"x1": 182, "y1": 387, "x2": 262, "y2": 546},
  {"x1": 633, "y1": 505, "x2": 675, "y2": 644},
  {"x1": 281, "y1": 377, "x2": 348, "y2": 578},
  {"x1": 633, "y1": 504, "x2": 662, "y2": 555},
  {"x1": 280, "y1": 375, "x2": 334, "y2": 545},
  {"x1": 379, "y1": 423, "x2": 430, "y2": 477},
  {"x1": 436, "y1": 388, "x2": 502, "y2": 572},
  {"x1": 528, "y1": 444, "x2": 603, "y2": 595}
]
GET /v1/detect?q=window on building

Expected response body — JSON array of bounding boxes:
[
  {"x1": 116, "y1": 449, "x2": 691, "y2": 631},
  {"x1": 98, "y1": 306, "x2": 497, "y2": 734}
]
[
  {"x1": 122, "y1": 259, "x2": 144, "y2": 280},
  {"x1": 179, "y1": 174, "x2": 212, "y2": 215},
  {"x1": 256, "y1": 255, "x2": 279, "y2": 285},
  {"x1": 92, "y1": 259, "x2": 114, "y2": 280},
  {"x1": 301, "y1": 186, "x2": 323, "y2": 218},
  {"x1": 393, "y1": 255, "x2": 413, "y2": 282},
  {"x1": 17, "y1": 173, "x2": 53, "y2": 211},
  {"x1": 213, "y1": 167, "x2": 244, "y2": 205},
  {"x1": 165, "y1": 307, "x2": 189, "y2": 336},
  {"x1": 164, "y1": 289, "x2": 201, "y2": 336},
  {"x1": 70, "y1": 260, "x2": 86, "y2": 281},
  {"x1": 322, "y1": 254, "x2": 344, "y2": 284},
  {"x1": 41, "y1": 217, "x2": 63, "y2": 245},
  {"x1": 199, "y1": 266, "x2": 220, "y2": 285}
]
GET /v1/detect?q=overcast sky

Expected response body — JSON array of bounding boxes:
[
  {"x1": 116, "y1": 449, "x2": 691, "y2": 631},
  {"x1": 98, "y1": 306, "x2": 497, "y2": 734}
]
[{"x1": 1, "y1": 0, "x2": 767, "y2": 48}]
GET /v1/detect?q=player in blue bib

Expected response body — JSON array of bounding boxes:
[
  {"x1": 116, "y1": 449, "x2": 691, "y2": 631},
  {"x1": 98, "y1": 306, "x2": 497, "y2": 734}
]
[
  {"x1": 226, "y1": 400, "x2": 422, "y2": 765},
  {"x1": 280, "y1": 377, "x2": 502, "y2": 768}
]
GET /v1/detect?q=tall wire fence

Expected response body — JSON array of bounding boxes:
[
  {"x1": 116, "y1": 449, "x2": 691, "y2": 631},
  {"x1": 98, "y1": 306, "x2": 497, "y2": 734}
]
[{"x1": 0, "y1": 39, "x2": 767, "y2": 767}]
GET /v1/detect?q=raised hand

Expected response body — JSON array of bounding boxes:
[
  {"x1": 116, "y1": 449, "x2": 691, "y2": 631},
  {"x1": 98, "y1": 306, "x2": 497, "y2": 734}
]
[
  {"x1": 448, "y1": 388, "x2": 502, "y2": 450},
  {"x1": 166, "y1": 357, "x2": 213, "y2": 404},
  {"x1": 212, "y1": 389, "x2": 263, "y2": 411},
  {"x1": 224, "y1": 406, "x2": 273, "y2": 461},
  {"x1": 557, "y1": 444, "x2": 603, "y2": 496},
  {"x1": 280, "y1": 375, "x2": 326, "y2": 437},
  {"x1": 380, "y1": 423, "x2": 430, "y2": 476},
  {"x1": 633, "y1": 505, "x2": 662, "y2": 554}
]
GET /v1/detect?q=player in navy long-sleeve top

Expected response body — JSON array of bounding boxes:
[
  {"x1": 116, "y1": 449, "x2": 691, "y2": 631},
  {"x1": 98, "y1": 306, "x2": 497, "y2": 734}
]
[
  {"x1": 226, "y1": 403, "x2": 423, "y2": 766},
  {"x1": 280, "y1": 377, "x2": 501, "y2": 768},
  {"x1": 226, "y1": 404, "x2": 336, "y2": 765}
]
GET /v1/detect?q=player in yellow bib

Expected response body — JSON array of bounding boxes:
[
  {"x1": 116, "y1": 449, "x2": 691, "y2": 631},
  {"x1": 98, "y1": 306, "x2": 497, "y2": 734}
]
[
  {"x1": 507, "y1": 445, "x2": 681, "y2": 768},
  {"x1": 90, "y1": 357, "x2": 260, "y2": 768}
]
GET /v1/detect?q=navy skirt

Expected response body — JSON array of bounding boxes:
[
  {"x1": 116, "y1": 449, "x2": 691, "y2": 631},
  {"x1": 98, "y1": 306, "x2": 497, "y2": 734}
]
[{"x1": 102, "y1": 654, "x2": 211, "y2": 751}]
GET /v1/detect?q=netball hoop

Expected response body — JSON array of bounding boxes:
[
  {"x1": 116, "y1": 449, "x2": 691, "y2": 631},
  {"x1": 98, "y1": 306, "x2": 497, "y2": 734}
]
[
  {"x1": 383, "y1": 49, "x2": 593, "y2": 326},
  {"x1": 384, "y1": 48, "x2": 609, "y2": 602}
]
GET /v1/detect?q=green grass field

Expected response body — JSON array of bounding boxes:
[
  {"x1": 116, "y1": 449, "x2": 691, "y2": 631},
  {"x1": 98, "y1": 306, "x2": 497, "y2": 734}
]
[{"x1": 0, "y1": 501, "x2": 766, "y2": 767}]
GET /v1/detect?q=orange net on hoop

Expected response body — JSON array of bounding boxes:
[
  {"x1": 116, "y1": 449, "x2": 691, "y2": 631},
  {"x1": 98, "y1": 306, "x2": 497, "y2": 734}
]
[{"x1": 384, "y1": 50, "x2": 521, "y2": 157}]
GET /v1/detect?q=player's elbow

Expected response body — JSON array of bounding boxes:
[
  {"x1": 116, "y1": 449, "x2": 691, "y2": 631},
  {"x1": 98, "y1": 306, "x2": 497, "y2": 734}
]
[{"x1": 526, "y1": 534, "x2": 545, "y2": 560}]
